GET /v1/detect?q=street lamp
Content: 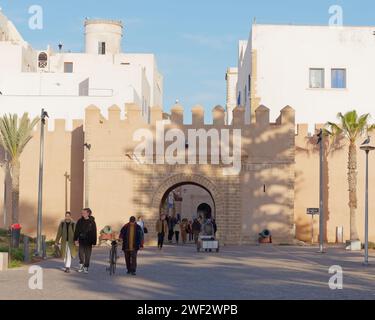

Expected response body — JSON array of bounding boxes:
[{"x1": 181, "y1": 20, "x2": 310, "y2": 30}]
[
  {"x1": 360, "y1": 136, "x2": 375, "y2": 266},
  {"x1": 317, "y1": 129, "x2": 326, "y2": 253},
  {"x1": 84, "y1": 143, "x2": 91, "y2": 208},
  {"x1": 36, "y1": 109, "x2": 49, "y2": 257}
]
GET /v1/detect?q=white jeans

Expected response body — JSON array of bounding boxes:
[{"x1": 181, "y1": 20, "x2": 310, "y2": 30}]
[{"x1": 64, "y1": 243, "x2": 72, "y2": 269}]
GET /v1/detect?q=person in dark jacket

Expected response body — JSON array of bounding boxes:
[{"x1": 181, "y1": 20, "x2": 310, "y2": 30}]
[
  {"x1": 73, "y1": 208, "x2": 97, "y2": 274},
  {"x1": 192, "y1": 218, "x2": 201, "y2": 244},
  {"x1": 120, "y1": 216, "x2": 143, "y2": 276}
]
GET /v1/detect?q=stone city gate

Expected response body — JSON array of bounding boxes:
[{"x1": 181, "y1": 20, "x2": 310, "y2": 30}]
[
  {"x1": 84, "y1": 103, "x2": 296, "y2": 245},
  {"x1": 150, "y1": 173, "x2": 231, "y2": 244}
]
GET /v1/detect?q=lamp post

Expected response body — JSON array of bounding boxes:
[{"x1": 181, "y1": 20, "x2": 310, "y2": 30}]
[
  {"x1": 360, "y1": 137, "x2": 375, "y2": 266},
  {"x1": 317, "y1": 129, "x2": 326, "y2": 253},
  {"x1": 84, "y1": 143, "x2": 91, "y2": 208},
  {"x1": 36, "y1": 109, "x2": 49, "y2": 257}
]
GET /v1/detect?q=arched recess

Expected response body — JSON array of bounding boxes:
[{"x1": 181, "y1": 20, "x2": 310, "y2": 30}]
[{"x1": 151, "y1": 174, "x2": 224, "y2": 223}]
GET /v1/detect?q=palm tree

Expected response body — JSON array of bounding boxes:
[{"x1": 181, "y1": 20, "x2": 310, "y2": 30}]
[
  {"x1": 325, "y1": 111, "x2": 375, "y2": 242},
  {"x1": 0, "y1": 114, "x2": 39, "y2": 224}
]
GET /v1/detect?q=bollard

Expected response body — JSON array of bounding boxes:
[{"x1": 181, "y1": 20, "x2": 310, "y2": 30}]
[
  {"x1": 42, "y1": 235, "x2": 47, "y2": 260},
  {"x1": 0, "y1": 252, "x2": 8, "y2": 271},
  {"x1": 23, "y1": 236, "x2": 30, "y2": 263}
]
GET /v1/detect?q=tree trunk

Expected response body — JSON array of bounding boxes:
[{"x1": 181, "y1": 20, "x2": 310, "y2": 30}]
[
  {"x1": 348, "y1": 142, "x2": 359, "y2": 241},
  {"x1": 10, "y1": 160, "x2": 20, "y2": 225}
]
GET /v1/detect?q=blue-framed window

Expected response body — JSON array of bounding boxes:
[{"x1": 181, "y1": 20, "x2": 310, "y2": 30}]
[{"x1": 331, "y1": 69, "x2": 346, "y2": 89}]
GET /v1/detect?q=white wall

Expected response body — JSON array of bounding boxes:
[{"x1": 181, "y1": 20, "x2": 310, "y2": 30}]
[
  {"x1": 245, "y1": 24, "x2": 375, "y2": 130},
  {"x1": 0, "y1": 13, "x2": 164, "y2": 125}
]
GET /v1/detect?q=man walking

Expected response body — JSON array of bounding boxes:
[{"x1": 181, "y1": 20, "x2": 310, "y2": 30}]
[
  {"x1": 120, "y1": 216, "x2": 143, "y2": 276},
  {"x1": 74, "y1": 208, "x2": 97, "y2": 274},
  {"x1": 156, "y1": 214, "x2": 168, "y2": 250}
]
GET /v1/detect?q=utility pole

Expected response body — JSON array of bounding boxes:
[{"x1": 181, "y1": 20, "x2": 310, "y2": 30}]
[
  {"x1": 317, "y1": 129, "x2": 325, "y2": 254},
  {"x1": 3, "y1": 152, "x2": 7, "y2": 227},
  {"x1": 36, "y1": 109, "x2": 48, "y2": 256}
]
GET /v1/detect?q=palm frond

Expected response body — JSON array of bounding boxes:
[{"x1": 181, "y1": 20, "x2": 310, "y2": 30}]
[{"x1": 0, "y1": 113, "x2": 39, "y2": 162}]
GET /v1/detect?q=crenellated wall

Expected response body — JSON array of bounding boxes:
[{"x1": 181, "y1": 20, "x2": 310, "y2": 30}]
[
  {"x1": 84, "y1": 103, "x2": 296, "y2": 245},
  {"x1": 3, "y1": 102, "x2": 372, "y2": 245}
]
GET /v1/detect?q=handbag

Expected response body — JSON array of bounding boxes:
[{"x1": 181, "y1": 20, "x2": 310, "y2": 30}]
[
  {"x1": 143, "y1": 227, "x2": 148, "y2": 234},
  {"x1": 54, "y1": 244, "x2": 62, "y2": 258}
]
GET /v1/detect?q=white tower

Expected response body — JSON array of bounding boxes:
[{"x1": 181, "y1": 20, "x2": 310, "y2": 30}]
[{"x1": 84, "y1": 19, "x2": 123, "y2": 55}]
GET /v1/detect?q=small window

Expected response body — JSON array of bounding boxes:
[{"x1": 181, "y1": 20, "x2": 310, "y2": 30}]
[
  {"x1": 309, "y1": 68, "x2": 325, "y2": 88},
  {"x1": 38, "y1": 52, "x2": 48, "y2": 68},
  {"x1": 237, "y1": 92, "x2": 241, "y2": 106},
  {"x1": 331, "y1": 69, "x2": 346, "y2": 89},
  {"x1": 64, "y1": 62, "x2": 73, "y2": 73},
  {"x1": 98, "y1": 42, "x2": 106, "y2": 55}
]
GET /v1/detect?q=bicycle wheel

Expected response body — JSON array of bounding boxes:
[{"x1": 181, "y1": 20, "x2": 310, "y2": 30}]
[{"x1": 109, "y1": 247, "x2": 116, "y2": 276}]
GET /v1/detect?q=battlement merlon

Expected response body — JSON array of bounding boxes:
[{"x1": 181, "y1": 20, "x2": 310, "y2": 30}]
[
  {"x1": 34, "y1": 119, "x2": 83, "y2": 132},
  {"x1": 84, "y1": 104, "x2": 296, "y2": 128}
]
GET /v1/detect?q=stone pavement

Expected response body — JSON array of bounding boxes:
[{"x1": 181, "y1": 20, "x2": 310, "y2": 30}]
[{"x1": 0, "y1": 244, "x2": 374, "y2": 300}]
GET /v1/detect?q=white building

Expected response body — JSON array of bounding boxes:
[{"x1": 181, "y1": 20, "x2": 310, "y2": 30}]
[
  {"x1": 228, "y1": 23, "x2": 375, "y2": 129},
  {"x1": 0, "y1": 11, "x2": 163, "y2": 127}
]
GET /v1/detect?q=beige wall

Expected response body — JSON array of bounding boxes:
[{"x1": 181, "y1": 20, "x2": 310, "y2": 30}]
[
  {"x1": 84, "y1": 103, "x2": 295, "y2": 245},
  {"x1": 295, "y1": 124, "x2": 375, "y2": 243},
  {"x1": 4, "y1": 101, "x2": 372, "y2": 246},
  {"x1": 0, "y1": 120, "x2": 84, "y2": 239}
]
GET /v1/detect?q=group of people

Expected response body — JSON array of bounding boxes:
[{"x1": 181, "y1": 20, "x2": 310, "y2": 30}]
[
  {"x1": 55, "y1": 210, "x2": 217, "y2": 275},
  {"x1": 155, "y1": 214, "x2": 217, "y2": 250},
  {"x1": 55, "y1": 211, "x2": 146, "y2": 276}
]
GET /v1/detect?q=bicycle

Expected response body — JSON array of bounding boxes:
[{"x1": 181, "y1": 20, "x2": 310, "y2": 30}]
[{"x1": 107, "y1": 240, "x2": 119, "y2": 276}]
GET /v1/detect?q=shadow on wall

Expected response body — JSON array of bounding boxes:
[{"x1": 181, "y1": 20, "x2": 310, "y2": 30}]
[
  {"x1": 118, "y1": 104, "x2": 297, "y2": 245},
  {"x1": 0, "y1": 124, "x2": 85, "y2": 238},
  {"x1": 295, "y1": 127, "x2": 345, "y2": 242}
]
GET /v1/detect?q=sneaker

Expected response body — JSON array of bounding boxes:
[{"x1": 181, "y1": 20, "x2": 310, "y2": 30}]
[
  {"x1": 83, "y1": 267, "x2": 89, "y2": 274},
  {"x1": 77, "y1": 264, "x2": 84, "y2": 273},
  {"x1": 64, "y1": 268, "x2": 71, "y2": 273},
  {"x1": 131, "y1": 272, "x2": 136, "y2": 276}
]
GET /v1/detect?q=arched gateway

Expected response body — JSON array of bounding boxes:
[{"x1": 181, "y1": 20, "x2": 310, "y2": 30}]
[
  {"x1": 151, "y1": 174, "x2": 225, "y2": 239},
  {"x1": 83, "y1": 103, "x2": 296, "y2": 246}
]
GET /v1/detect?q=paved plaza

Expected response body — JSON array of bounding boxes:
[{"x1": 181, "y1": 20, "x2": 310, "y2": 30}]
[{"x1": 0, "y1": 244, "x2": 374, "y2": 300}]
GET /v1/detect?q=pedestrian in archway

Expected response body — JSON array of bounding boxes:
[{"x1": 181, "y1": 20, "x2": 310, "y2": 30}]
[
  {"x1": 174, "y1": 221, "x2": 181, "y2": 245},
  {"x1": 55, "y1": 212, "x2": 77, "y2": 273},
  {"x1": 192, "y1": 218, "x2": 201, "y2": 244},
  {"x1": 187, "y1": 220, "x2": 193, "y2": 242},
  {"x1": 180, "y1": 219, "x2": 188, "y2": 245},
  {"x1": 156, "y1": 214, "x2": 168, "y2": 250},
  {"x1": 120, "y1": 216, "x2": 143, "y2": 276}
]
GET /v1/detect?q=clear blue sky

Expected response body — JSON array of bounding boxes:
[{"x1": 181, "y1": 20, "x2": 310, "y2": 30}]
[{"x1": 0, "y1": 0, "x2": 374, "y2": 121}]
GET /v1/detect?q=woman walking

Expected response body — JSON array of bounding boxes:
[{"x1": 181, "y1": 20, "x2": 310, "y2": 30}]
[
  {"x1": 55, "y1": 212, "x2": 77, "y2": 273},
  {"x1": 180, "y1": 219, "x2": 188, "y2": 245}
]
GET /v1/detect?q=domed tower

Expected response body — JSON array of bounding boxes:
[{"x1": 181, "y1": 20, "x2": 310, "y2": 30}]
[{"x1": 84, "y1": 19, "x2": 123, "y2": 55}]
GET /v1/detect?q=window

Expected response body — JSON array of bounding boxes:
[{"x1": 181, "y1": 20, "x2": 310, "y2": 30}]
[
  {"x1": 38, "y1": 52, "x2": 48, "y2": 68},
  {"x1": 64, "y1": 62, "x2": 73, "y2": 73},
  {"x1": 331, "y1": 69, "x2": 346, "y2": 89},
  {"x1": 98, "y1": 42, "x2": 106, "y2": 55},
  {"x1": 309, "y1": 68, "x2": 325, "y2": 88},
  {"x1": 237, "y1": 92, "x2": 241, "y2": 106}
]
